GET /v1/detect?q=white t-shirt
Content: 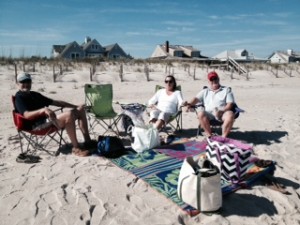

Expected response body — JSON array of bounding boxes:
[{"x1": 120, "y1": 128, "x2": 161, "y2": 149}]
[
  {"x1": 196, "y1": 86, "x2": 234, "y2": 113},
  {"x1": 148, "y1": 89, "x2": 183, "y2": 114}
]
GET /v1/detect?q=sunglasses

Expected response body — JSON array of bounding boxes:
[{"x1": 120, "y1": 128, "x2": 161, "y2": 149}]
[
  {"x1": 209, "y1": 77, "x2": 219, "y2": 82},
  {"x1": 165, "y1": 80, "x2": 173, "y2": 84},
  {"x1": 19, "y1": 80, "x2": 32, "y2": 84}
]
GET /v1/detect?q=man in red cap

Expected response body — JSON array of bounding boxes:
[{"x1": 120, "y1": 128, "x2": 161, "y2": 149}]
[{"x1": 185, "y1": 71, "x2": 235, "y2": 137}]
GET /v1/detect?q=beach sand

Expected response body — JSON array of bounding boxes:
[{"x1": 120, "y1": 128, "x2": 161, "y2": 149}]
[{"x1": 0, "y1": 62, "x2": 300, "y2": 225}]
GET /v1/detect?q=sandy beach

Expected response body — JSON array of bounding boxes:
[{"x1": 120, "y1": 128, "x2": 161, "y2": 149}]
[{"x1": 0, "y1": 61, "x2": 300, "y2": 225}]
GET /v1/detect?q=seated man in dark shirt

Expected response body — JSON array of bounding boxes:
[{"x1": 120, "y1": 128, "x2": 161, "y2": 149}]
[{"x1": 15, "y1": 72, "x2": 94, "y2": 157}]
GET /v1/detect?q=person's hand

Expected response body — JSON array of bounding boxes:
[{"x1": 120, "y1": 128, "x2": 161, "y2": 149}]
[
  {"x1": 214, "y1": 109, "x2": 224, "y2": 121},
  {"x1": 77, "y1": 104, "x2": 85, "y2": 111},
  {"x1": 149, "y1": 104, "x2": 156, "y2": 109},
  {"x1": 44, "y1": 107, "x2": 56, "y2": 121},
  {"x1": 184, "y1": 102, "x2": 195, "y2": 112},
  {"x1": 181, "y1": 101, "x2": 188, "y2": 107}
]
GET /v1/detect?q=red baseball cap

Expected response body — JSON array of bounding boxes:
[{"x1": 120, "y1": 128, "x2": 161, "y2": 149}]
[{"x1": 207, "y1": 71, "x2": 219, "y2": 81}]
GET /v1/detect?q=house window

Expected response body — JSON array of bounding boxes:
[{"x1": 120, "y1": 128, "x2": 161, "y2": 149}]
[
  {"x1": 91, "y1": 45, "x2": 98, "y2": 50},
  {"x1": 174, "y1": 51, "x2": 183, "y2": 57},
  {"x1": 71, "y1": 53, "x2": 80, "y2": 59}
]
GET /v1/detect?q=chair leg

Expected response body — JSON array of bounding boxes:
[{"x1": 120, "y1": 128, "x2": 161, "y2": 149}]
[
  {"x1": 88, "y1": 115, "x2": 122, "y2": 137},
  {"x1": 18, "y1": 130, "x2": 66, "y2": 156},
  {"x1": 196, "y1": 125, "x2": 202, "y2": 137},
  {"x1": 18, "y1": 131, "x2": 24, "y2": 154},
  {"x1": 55, "y1": 129, "x2": 65, "y2": 156}
]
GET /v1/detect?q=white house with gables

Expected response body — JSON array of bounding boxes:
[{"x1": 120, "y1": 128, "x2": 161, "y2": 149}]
[
  {"x1": 268, "y1": 49, "x2": 300, "y2": 64},
  {"x1": 52, "y1": 36, "x2": 131, "y2": 60}
]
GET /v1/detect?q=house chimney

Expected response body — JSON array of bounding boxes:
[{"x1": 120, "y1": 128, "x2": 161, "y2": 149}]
[
  {"x1": 166, "y1": 40, "x2": 169, "y2": 53},
  {"x1": 85, "y1": 36, "x2": 91, "y2": 44},
  {"x1": 287, "y1": 49, "x2": 293, "y2": 55}
]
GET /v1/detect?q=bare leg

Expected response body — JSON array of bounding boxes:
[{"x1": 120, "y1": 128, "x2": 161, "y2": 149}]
[
  {"x1": 56, "y1": 110, "x2": 89, "y2": 156},
  {"x1": 221, "y1": 111, "x2": 234, "y2": 138},
  {"x1": 56, "y1": 110, "x2": 79, "y2": 147},
  {"x1": 198, "y1": 111, "x2": 212, "y2": 137},
  {"x1": 73, "y1": 106, "x2": 91, "y2": 142}
]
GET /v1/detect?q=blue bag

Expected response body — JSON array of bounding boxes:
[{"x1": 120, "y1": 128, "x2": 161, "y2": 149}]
[{"x1": 97, "y1": 136, "x2": 126, "y2": 158}]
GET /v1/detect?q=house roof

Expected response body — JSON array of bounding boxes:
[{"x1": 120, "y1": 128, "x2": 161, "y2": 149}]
[
  {"x1": 60, "y1": 41, "x2": 82, "y2": 55},
  {"x1": 268, "y1": 52, "x2": 290, "y2": 62},
  {"x1": 104, "y1": 43, "x2": 117, "y2": 51},
  {"x1": 52, "y1": 45, "x2": 66, "y2": 54},
  {"x1": 158, "y1": 44, "x2": 203, "y2": 56},
  {"x1": 81, "y1": 39, "x2": 102, "y2": 51}
]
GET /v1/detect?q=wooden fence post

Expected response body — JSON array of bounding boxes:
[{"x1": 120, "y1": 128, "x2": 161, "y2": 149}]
[
  {"x1": 14, "y1": 63, "x2": 18, "y2": 83},
  {"x1": 119, "y1": 64, "x2": 123, "y2": 82},
  {"x1": 144, "y1": 64, "x2": 150, "y2": 81},
  {"x1": 90, "y1": 67, "x2": 93, "y2": 81},
  {"x1": 53, "y1": 65, "x2": 56, "y2": 82}
]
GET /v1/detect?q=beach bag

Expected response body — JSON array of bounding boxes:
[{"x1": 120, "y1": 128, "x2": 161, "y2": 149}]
[
  {"x1": 97, "y1": 136, "x2": 126, "y2": 158},
  {"x1": 206, "y1": 137, "x2": 253, "y2": 183},
  {"x1": 131, "y1": 125, "x2": 160, "y2": 153},
  {"x1": 177, "y1": 156, "x2": 222, "y2": 212}
]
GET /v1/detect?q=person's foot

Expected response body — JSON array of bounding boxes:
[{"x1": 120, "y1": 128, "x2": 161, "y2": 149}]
[{"x1": 72, "y1": 147, "x2": 90, "y2": 157}]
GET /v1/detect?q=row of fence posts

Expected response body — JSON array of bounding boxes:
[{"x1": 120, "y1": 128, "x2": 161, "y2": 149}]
[
  {"x1": 14, "y1": 62, "x2": 299, "y2": 84},
  {"x1": 14, "y1": 63, "x2": 64, "y2": 83}
]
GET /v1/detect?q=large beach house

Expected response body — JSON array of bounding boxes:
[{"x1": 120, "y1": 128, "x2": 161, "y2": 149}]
[
  {"x1": 52, "y1": 36, "x2": 131, "y2": 60},
  {"x1": 150, "y1": 41, "x2": 207, "y2": 59}
]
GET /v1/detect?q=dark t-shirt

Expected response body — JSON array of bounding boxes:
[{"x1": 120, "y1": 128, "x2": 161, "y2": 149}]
[{"x1": 15, "y1": 91, "x2": 53, "y2": 130}]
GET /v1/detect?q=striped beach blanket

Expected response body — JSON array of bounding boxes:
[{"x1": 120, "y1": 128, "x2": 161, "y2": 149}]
[{"x1": 109, "y1": 138, "x2": 275, "y2": 215}]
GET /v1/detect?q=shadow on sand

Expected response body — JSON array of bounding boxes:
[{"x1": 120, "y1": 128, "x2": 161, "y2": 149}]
[
  {"x1": 175, "y1": 128, "x2": 288, "y2": 146},
  {"x1": 222, "y1": 193, "x2": 278, "y2": 217}
]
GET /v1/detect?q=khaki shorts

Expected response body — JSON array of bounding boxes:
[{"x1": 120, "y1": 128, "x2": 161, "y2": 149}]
[{"x1": 149, "y1": 109, "x2": 173, "y2": 123}]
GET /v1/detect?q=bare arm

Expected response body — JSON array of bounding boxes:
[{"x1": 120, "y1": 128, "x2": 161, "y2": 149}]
[
  {"x1": 23, "y1": 100, "x2": 80, "y2": 121},
  {"x1": 23, "y1": 107, "x2": 49, "y2": 120},
  {"x1": 182, "y1": 97, "x2": 199, "y2": 109},
  {"x1": 223, "y1": 102, "x2": 234, "y2": 112},
  {"x1": 52, "y1": 100, "x2": 78, "y2": 108}
]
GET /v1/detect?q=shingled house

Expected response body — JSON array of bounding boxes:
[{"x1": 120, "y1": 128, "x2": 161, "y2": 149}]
[
  {"x1": 150, "y1": 41, "x2": 207, "y2": 59},
  {"x1": 52, "y1": 37, "x2": 131, "y2": 60}
]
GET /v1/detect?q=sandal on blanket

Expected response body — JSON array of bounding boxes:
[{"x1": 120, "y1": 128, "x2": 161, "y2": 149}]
[
  {"x1": 255, "y1": 159, "x2": 273, "y2": 168},
  {"x1": 16, "y1": 153, "x2": 41, "y2": 164}
]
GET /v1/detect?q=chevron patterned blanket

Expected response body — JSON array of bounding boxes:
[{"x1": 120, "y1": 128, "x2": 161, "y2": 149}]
[{"x1": 109, "y1": 137, "x2": 275, "y2": 215}]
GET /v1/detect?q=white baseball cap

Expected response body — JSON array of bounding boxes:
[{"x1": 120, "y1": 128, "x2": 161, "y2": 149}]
[{"x1": 17, "y1": 72, "x2": 32, "y2": 82}]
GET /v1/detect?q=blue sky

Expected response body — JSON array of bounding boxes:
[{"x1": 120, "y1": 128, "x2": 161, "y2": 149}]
[{"x1": 0, "y1": 0, "x2": 299, "y2": 59}]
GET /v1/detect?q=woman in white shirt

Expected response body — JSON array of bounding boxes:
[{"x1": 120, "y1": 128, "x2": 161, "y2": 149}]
[{"x1": 148, "y1": 75, "x2": 183, "y2": 130}]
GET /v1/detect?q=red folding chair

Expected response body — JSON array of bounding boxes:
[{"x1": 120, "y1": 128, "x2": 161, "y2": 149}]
[{"x1": 12, "y1": 96, "x2": 65, "y2": 156}]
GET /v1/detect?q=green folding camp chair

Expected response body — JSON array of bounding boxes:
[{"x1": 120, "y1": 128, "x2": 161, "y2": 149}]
[
  {"x1": 84, "y1": 84, "x2": 122, "y2": 137},
  {"x1": 154, "y1": 85, "x2": 183, "y2": 133}
]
